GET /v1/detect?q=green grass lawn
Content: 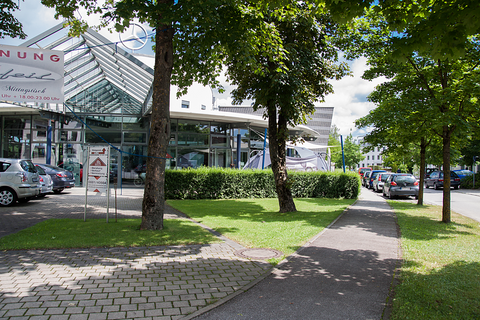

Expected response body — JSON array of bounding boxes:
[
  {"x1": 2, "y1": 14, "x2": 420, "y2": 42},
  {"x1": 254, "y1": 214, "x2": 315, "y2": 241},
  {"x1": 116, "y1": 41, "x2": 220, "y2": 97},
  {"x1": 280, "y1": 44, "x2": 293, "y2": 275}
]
[
  {"x1": 167, "y1": 198, "x2": 355, "y2": 264},
  {"x1": 389, "y1": 201, "x2": 480, "y2": 320},
  {"x1": 0, "y1": 218, "x2": 221, "y2": 250}
]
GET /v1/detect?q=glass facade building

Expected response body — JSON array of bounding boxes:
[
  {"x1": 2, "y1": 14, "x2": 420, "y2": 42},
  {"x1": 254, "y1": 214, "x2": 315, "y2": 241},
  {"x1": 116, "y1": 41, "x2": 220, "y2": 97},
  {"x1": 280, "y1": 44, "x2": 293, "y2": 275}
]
[{"x1": 0, "y1": 23, "x2": 324, "y2": 187}]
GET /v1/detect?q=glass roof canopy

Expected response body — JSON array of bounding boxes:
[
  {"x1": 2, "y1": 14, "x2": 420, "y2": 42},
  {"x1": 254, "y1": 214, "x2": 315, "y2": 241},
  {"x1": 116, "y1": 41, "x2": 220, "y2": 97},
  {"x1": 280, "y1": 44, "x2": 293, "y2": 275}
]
[{"x1": 20, "y1": 23, "x2": 154, "y2": 117}]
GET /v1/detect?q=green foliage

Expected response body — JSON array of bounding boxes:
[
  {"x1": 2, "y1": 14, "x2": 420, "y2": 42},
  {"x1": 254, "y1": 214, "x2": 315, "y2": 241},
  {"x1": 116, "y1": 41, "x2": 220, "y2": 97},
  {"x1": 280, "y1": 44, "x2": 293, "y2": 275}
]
[
  {"x1": 330, "y1": 134, "x2": 364, "y2": 169},
  {"x1": 0, "y1": 0, "x2": 27, "y2": 39},
  {"x1": 165, "y1": 167, "x2": 359, "y2": 200},
  {"x1": 460, "y1": 173, "x2": 480, "y2": 189}
]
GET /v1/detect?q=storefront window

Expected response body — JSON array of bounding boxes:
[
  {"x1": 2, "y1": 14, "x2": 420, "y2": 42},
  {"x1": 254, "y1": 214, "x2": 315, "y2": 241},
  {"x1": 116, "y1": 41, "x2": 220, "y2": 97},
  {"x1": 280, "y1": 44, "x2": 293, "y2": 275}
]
[
  {"x1": 177, "y1": 120, "x2": 209, "y2": 133},
  {"x1": 60, "y1": 130, "x2": 83, "y2": 142},
  {"x1": 167, "y1": 147, "x2": 176, "y2": 169},
  {"x1": 85, "y1": 131, "x2": 121, "y2": 144},
  {"x1": 177, "y1": 148, "x2": 208, "y2": 168},
  {"x1": 211, "y1": 122, "x2": 228, "y2": 134},
  {"x1": 122, "y1": 117, "x2": 147, "y2": 130},
  {"x1": 177, "y1": 133, "x2": 209, "y2": 146},
  {"x1": 123, "y1": 132, "x2": 147, "y2": 143},
  {"x1": 211, "y1": 135, "x2": 228, "y2": 147}
]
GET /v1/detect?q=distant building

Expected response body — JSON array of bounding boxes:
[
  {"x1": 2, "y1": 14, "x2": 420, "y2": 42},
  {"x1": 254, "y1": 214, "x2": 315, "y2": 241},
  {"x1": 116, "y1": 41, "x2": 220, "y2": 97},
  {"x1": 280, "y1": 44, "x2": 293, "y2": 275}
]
[
  {"x1": 355, "y1": 136, "x2": 385, "y2": 169},
  {"x1": 218, "y1": 106, "x2": 333, "y2": 148}
]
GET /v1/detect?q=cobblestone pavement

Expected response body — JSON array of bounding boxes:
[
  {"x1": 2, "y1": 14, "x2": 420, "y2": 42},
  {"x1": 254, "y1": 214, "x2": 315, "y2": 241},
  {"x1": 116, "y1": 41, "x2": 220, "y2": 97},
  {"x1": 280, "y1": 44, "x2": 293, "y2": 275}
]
[{"x1": 0, "y1": 187, "x2": 272, "y2": 319}]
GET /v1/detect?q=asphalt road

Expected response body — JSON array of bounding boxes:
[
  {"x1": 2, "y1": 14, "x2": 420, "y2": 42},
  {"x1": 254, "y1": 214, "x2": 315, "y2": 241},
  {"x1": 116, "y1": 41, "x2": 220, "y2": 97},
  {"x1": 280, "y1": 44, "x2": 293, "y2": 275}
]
[
  {"x1": 364, "y1": 186, "x2": 480, "y2": 223},
  {"x1": 422, "y1": 188, "x2": 480, "y2": 223}
]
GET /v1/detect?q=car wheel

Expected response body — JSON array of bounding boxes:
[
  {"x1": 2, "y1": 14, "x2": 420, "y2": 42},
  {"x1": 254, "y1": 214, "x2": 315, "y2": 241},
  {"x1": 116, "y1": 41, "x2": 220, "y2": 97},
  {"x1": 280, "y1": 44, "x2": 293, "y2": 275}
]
[
  {"x1": 415, "y1": 195, "x2": 419, "y2": 200},
  {"x1": 434, "y1": 183, "x2": 439, "y2": 190},
  {"x1": 388, "y1": 191, "x2": 394, "y2": 199},
  {"x1": 454, "y1": 186, "x2": 459, "y2": 190},
  {"x1": 425, "y1": 183, "x2": 429, "y2": 189},
  {"x1": 53, "y1": 188, "x2": 64, "y2": 194},
  {"x1": 0, "y1": 188, "x2": 17, "y2": 206}
]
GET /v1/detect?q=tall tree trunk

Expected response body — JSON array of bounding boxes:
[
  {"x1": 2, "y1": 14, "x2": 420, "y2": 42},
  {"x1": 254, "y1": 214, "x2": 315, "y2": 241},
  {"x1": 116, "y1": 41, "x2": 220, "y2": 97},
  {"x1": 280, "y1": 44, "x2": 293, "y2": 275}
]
[
  {"x1": 267, "y1": 103, "x2": 296, "y2": 213},
  {"x1": 442, "y1": 125, "x2": 451, "y2": 223},
  {"x1": 417, "y1": 137, "x2": 426, "y2": 206},
  {"x1": 140, "y1": 16, "x2": 174, "y2": 230}
]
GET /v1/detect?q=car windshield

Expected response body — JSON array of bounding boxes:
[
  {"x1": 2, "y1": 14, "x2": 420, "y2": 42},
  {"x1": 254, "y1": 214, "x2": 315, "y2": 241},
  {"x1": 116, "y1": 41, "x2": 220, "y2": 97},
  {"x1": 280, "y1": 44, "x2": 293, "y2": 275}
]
[
  {"x1": 20, "y1": 160, "x2": 37, "y2": 173},
  {"x1": 381, "y1": 174, "x2": 391, "y2": 182}
]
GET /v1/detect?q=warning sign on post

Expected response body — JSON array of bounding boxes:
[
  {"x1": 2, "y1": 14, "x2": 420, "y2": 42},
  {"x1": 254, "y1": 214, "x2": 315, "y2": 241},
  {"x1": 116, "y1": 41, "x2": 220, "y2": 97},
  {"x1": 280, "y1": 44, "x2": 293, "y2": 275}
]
[
  {"x1": 88, "y1": 175, "x2": 108, "y2": 193},
  {"x1": 87, "y1": 147, "x2": 110, "y2": 193}
]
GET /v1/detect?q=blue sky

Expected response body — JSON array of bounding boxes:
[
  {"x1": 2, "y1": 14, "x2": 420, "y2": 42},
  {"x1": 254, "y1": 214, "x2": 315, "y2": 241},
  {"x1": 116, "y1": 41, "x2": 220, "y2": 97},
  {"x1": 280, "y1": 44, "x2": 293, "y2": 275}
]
[{"x1": 2, "y1": 0, "x2": 383, "y2": 138}]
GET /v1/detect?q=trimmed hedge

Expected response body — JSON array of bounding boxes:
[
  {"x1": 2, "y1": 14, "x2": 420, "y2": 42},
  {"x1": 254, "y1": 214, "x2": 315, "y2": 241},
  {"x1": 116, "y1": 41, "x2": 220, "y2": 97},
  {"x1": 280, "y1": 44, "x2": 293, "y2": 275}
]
[
  {"x1": 460, "y1": 173, "x2": 480, "y2": 189},
  {"x1": 165, "y1": 167, "x2": 360, "y2": 200}
]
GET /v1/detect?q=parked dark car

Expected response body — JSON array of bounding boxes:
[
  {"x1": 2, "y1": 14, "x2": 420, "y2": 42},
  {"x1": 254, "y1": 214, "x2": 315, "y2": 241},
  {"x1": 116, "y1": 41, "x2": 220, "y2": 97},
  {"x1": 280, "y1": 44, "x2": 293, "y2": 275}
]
[
  {"x1": 425, "y1": 171, "x2": 461, "y2": 190},
  {"x1": 34, "y1": 164, "x2": 75, "y2": 194},
  {"x1": 362, "y1": 171, "x2": 372, "y2": 187},
  {"x1": 367, "y1": 170, "x2": 387, "y2": 189},
  {"x1": 383, "y1": 173, "x2": 419, "y2": 199},
  {"x1": 425, "y1": 168, "x2": 438, "y2": 179}
]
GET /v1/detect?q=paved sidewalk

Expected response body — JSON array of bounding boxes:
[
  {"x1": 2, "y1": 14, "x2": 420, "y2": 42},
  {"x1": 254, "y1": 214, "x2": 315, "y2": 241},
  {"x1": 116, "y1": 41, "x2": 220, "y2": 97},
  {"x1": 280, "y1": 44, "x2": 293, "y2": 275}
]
[
  {"x1": 191, "y1": 189, "x2": 401, "y2": 320},
  {"x1": 0, "y1": 244, "x2": 271, "y2": 319}
]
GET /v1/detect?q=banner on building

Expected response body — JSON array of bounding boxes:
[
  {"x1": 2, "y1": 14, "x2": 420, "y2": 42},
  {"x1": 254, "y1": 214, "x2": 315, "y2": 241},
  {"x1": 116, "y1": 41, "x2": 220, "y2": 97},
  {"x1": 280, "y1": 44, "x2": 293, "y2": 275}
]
[{"x1": 0, "y1": 44, "x2": 64, "y2": 103}]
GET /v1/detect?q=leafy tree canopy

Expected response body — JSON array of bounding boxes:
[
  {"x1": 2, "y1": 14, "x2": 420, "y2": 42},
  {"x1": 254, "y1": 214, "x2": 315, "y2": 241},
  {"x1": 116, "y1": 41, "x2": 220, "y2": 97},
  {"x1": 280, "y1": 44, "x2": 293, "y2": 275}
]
[{"x1": 0, "y1": 0, "x2": 27, "y2": 39}]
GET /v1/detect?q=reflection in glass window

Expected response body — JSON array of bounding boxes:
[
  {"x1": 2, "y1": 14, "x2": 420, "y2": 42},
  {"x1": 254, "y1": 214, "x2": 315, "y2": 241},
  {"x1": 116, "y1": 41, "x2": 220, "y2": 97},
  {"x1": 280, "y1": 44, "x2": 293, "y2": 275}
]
[
  {"x1": 169, "y1": 134, "x2": 176, "y2": 145},
  {"x1": 177, "y1": 148, "x2": 208, "y2": 168},
  {"x1": 166, "y1": 147, "x2": 176, "y2": 169},
  {"x1": 124, "y1": 132, "x2": 147, "y2": 143},
  {"x1": 211, "y1": 122, "x2": 228, "y2": 134},
  {"x1": 86, "y1": 131, "x2": 121, "y2": 144},
  {"x1": 211, "y1": 135, "x2": 228, "y2": 147},
  {"x1": 177, "y1": 120, "x2": 209, "y2": 133},
  {"x1": 178, "y1": 133, "x2": 209, "y2": 146},
  {"x1": 60, "y1": 131, "x2": 82, "y2": 142},
  {"x1": 123, "y1": 117, "x2": 147, "y2": 130}
]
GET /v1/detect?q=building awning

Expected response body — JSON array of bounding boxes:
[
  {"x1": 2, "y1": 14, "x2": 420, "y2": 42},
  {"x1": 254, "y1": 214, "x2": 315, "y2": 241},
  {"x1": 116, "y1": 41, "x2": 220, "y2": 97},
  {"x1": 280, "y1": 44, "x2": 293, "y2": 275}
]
[{"x1": 171, "y1": 109, "x2": 319, "y2": 138}]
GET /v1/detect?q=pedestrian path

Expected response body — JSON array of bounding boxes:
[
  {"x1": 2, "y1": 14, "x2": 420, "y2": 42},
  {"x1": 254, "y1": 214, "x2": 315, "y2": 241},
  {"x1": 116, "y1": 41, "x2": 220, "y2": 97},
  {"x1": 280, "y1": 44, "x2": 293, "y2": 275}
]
[{"x1": 190, "y1": 189, "x2": 401, "y2": 319}]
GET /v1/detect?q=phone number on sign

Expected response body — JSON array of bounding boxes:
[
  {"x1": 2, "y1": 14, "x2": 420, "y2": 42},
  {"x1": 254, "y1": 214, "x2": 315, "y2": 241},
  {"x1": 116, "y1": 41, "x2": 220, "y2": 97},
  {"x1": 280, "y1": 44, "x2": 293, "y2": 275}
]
[{"x1": 18, "y1": 95, "x2": 61, "y2": 101}]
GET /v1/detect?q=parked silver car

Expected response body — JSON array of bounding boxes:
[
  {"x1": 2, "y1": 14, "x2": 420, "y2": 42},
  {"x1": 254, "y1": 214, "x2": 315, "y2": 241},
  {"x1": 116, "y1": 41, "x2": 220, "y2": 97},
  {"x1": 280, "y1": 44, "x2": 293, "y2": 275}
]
[
  {"x1": 373, "y1": 173, "x2": 391, "y2": 193},
  {"x1": 0, "y1": 158, "x2": 41, "y2": 206},
  {"x1": 35, "y1": 165, "x2": 54, "y2": 197}
]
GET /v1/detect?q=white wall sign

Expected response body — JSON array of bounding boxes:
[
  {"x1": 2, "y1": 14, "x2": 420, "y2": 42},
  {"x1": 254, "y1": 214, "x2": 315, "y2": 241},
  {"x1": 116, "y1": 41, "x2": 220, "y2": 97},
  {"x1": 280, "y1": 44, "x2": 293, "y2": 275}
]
[{"x1": 0, "y1": 44, "x2": 64, "y2": 103}]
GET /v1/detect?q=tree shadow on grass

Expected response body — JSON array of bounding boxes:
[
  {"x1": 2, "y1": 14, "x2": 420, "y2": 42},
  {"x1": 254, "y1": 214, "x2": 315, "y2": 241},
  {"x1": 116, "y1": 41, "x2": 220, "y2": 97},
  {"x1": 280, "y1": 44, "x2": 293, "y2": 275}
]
[
  {"x1": 393, "y1": 260, "x2": 480, "y2": 319},
  {"x1": 391, "y1": 202, "x2": 477, "y2": 241}
]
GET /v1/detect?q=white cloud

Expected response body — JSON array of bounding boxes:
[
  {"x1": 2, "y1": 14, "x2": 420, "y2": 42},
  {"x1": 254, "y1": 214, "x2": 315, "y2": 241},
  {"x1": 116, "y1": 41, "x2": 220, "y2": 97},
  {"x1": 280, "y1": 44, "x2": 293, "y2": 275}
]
[{"x1": 321, "y1": 57, "x2": 386, "y2": 137}]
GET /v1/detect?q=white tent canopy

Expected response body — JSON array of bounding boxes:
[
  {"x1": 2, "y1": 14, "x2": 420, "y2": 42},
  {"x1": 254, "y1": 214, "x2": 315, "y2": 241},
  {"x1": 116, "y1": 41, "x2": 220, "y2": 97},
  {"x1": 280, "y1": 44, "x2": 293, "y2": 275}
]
[{"x1": 243, "y1": 146, "x2": 330, "y2": 171}]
